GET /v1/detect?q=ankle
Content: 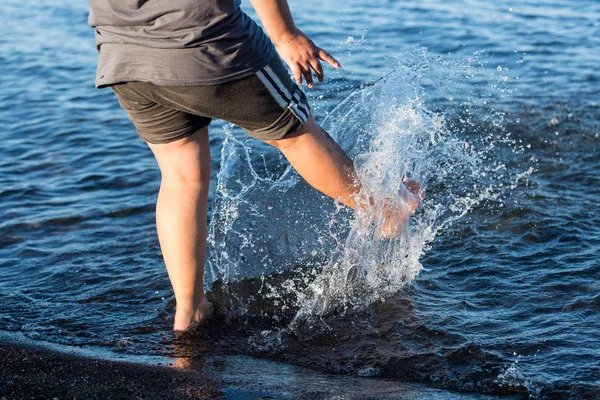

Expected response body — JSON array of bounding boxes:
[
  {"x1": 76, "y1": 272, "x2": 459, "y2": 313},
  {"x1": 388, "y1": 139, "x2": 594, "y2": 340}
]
[
  {"x1": 176, "y1": 294, "x2": 206, "y2": 314},
  {"x1": 173, "y1": 296, "x2": 213, "y2": 331}
]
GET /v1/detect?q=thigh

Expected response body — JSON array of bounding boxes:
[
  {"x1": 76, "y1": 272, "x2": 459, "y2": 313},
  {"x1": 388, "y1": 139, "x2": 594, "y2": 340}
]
[
  {"x1": 147, "y1": 126, "x2": 211, "y2": 184},
  {"x1": 111, "y1": 83, "x2": 212, "y2": 144}
]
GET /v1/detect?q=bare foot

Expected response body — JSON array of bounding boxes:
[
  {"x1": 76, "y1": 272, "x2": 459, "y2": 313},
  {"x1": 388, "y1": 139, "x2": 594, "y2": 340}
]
[
  {"x1": 173, "y1": 296, "x2": 214, "y2": 332},
  {"x1": 377, "y1": 178, "x2": 424, "y2": 238}
]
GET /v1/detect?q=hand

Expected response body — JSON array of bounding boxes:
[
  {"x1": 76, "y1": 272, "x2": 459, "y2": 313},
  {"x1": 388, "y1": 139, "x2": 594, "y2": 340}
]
[{"x1": 274, "y1": 28, "x2": 341, "y2": 88}]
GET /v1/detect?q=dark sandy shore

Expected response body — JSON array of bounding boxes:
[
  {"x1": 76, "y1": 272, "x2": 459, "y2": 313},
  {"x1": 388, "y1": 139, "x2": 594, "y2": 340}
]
[
  {"x1": 0, "y1": 340, "x2": 220, "y2": 400},
  {"x1": 0, "y1": 333, "x2": 515, "y2": 400}
]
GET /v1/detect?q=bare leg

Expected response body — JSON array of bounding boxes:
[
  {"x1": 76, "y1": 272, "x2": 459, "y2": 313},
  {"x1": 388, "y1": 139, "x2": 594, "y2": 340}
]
[
  {"x1": 265, "y1": 114, "x2": 422, "y2": 235},
  {"x1": 147, "y1": 127, "x2": 213, "y2": 332},
  {"x1": 265, "y1": 114, "x2": 359, "y2": 208},
  {"x1": 375, "y1": 177, "x2": 423, "y2": 237}
]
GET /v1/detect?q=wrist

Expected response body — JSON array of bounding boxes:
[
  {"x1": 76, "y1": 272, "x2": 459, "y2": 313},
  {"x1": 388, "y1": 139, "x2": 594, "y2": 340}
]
[{"x1": 273, "y1": 27, "x2": 302, "y2": 47}]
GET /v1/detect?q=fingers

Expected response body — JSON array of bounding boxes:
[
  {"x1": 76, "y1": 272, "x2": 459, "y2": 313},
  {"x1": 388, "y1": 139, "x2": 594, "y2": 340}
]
[
  {"x1": 317, "y1": 48, "x2": 342, "y2": 69},
  {"x1": 310, "y1": 59, "x2": 324, "y2": 82},
  {"x1": 305, "y1": 48, "x2": 340, "y2": 87},
  {"x1": 290, "y1": 62, "x2": 313, "y2": 87},
  {"x1": 301, "y1": 63, "x2": 314, "y2": 88},
  {"x1": 291, "y1": 63, "x2": 303, "y2": 86},
  {"x1": 286, "y1": 47, "x2": 342, "y2": 88}
]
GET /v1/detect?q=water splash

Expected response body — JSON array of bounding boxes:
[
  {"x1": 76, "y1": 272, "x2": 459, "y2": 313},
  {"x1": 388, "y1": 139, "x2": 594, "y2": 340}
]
[
  {"x1": 206, "y1": 48, "x2": 521, "y2": 320},
  {"x1": 495, "y1": 353, "x2": 543, "y2": 398}
]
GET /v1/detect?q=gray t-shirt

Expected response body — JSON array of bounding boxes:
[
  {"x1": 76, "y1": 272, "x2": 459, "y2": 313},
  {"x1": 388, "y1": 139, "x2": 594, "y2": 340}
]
[{"x1": 88, "y1": 0, "x2": 276, "y2": 88}]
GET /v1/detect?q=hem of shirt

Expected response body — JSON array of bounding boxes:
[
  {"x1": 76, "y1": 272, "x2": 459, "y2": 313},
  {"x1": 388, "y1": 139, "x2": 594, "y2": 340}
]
[{"x1": 95, "y1": 51, "x2": 278, "y2": 89}]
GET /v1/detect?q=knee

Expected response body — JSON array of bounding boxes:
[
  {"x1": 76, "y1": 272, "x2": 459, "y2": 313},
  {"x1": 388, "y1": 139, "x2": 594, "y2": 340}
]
[
  {"x1": 262, "y1": 138, "x2": 279, "y2": 148},
  {"x1": 263, "y1": 135, "x2": 302, "y2": 150},
  {"x1": 160, "y1": 169, "x2": 210, "y2": 187},
  {"x1": 262, "y1": 114, "x2": 318, "y2": 150}
]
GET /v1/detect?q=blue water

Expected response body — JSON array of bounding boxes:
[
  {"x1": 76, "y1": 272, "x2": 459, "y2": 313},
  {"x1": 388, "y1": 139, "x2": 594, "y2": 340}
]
[{"x1": 1, "y1": 0, "x2": 599, "y2": 398}]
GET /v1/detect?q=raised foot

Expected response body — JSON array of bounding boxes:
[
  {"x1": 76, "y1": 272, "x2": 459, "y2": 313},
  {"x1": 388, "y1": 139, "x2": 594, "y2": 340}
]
[
  {"x1": 173, "y1": 296, "x2": 214, "y2": 332},
  {"x1": 377, "y1": 178, "x2": 424, "y2": 238}
]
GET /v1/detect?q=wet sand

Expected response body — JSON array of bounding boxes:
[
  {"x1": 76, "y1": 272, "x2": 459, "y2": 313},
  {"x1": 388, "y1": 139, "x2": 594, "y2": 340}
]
[
  {"x1": 0, "y1": 335, "x2": 512, "y2": 400},
  {"x1": 0, "y1": 340, "x2": 220, "y2": 399}
]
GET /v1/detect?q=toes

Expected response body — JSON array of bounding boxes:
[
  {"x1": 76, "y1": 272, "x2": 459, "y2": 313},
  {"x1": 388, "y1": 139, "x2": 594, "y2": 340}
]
[
  {"x1": 402, "y1": 178, "x2": 420, "y2": 192},
  {"x1": 402, "y1": 178, "x2": 425, "y2": 200}
]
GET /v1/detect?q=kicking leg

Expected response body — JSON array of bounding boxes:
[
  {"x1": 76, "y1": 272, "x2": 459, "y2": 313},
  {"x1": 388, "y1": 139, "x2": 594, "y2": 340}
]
[
  {"x1": 264, "y1": 114, "x2": 422, "y2": 235},
  {"x1": 147, "y1": 127, "x2": 213, "y2": 331},
  {"x1": 264, "y1": 114, "x2": 359, "y2": 208}
]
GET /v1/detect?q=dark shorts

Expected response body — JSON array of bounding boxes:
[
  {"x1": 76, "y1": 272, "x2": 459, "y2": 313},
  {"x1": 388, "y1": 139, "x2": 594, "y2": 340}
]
[{"x1": 110, "y1": 55, "x2": 311, "y2": 144}]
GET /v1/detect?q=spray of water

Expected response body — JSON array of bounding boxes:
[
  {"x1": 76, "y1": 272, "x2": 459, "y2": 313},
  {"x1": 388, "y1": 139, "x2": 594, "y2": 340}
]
[{"x1": 206, "y1": 48, "x2": 522, "y2": 321}]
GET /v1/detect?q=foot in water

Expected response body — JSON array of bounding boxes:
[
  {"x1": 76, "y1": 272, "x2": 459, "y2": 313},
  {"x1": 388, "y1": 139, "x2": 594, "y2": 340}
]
[
  {"x1": 376, "y1": 177, "x2": 423, "y2": 238},
  {"x1": 173, "y1": 296, "x2": 214, "y2": 332}
]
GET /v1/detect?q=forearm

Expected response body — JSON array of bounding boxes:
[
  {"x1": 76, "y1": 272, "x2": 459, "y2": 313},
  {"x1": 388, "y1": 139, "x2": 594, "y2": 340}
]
[{"x1": 248, "y1": 0, "x2": 298, "y2": 45}]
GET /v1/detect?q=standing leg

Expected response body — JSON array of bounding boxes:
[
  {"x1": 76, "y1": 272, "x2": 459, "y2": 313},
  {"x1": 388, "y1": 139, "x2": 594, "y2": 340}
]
[{"x1": 147, "y1": 127, "x2": 213, "y2": 331}]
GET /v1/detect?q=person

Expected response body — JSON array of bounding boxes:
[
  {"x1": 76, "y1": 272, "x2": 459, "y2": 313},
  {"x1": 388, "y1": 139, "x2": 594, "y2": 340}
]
[{"x1": 88, "y1": 0, "x2": 422, "y2": 332}]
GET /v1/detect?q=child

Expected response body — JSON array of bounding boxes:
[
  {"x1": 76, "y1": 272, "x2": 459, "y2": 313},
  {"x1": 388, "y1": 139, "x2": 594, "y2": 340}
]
[{"x1": 89, "y1": 0, "x2": 421, "y2": 331}]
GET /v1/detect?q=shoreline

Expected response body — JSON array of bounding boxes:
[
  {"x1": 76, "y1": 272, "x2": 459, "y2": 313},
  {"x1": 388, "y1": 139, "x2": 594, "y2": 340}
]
[
  {"x1": 0, "y1": 336, "x2": 220, "y2": 400},
  {"x1": 0, "y1": 332, "x2": 510, "y2": 399}
]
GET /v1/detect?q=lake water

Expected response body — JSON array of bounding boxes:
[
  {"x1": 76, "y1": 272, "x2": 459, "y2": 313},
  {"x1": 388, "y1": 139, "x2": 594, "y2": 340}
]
[{"x1": 1, "y1": 0, "x2": 599, "y2": 398}]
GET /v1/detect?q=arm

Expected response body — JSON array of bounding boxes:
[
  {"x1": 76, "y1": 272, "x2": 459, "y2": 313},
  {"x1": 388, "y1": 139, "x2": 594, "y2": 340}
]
[{"x1": 249, "y1": 0, "x2": 341, "y2": 88}]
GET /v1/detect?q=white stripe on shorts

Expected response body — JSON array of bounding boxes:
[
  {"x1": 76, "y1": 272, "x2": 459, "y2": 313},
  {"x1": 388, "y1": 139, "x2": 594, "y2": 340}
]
[
  {"x1": 290, "y1": 91, "x2": 309, "y2": 122},
  {"x1": 296, "y1": 92, "x2": 310, "y2": 119},
  {"x1": 264, "y1": 65, "x2": 293, "y2": 101},
  {"x1": 256, "y1": 70, "x2": 288, "y2": 109},
  {"x1": 258, "y1": 64, "x2": 310, "y2": 124}
]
